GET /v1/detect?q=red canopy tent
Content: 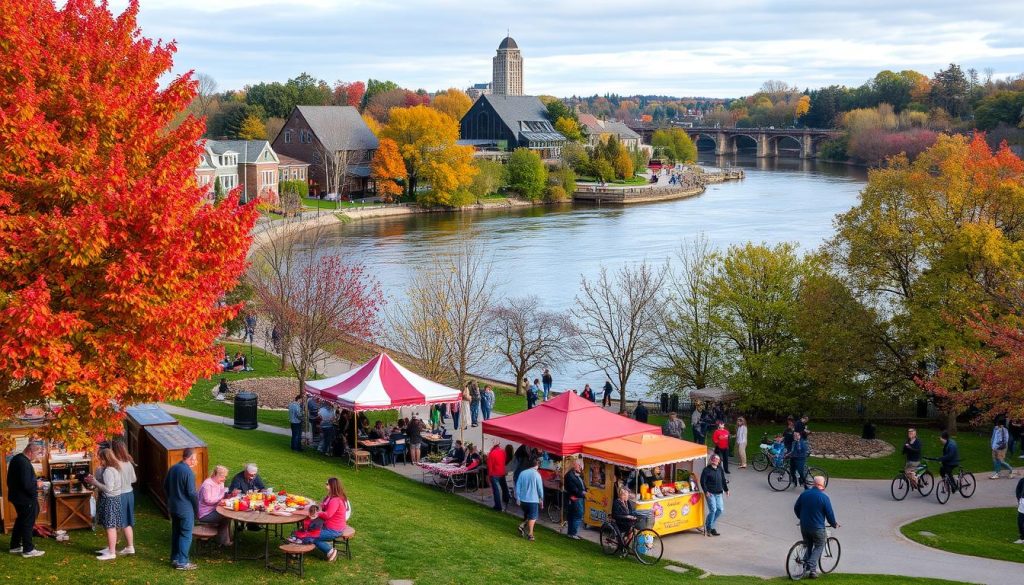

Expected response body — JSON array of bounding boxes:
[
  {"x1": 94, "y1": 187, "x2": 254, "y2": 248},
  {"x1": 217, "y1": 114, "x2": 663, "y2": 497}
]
[
  {"x1": 304, "y1": 352, "x2": 460, "y2": 411},
  {"x1": 481, "y1": 392, "x2": 660, "y2": 456}
]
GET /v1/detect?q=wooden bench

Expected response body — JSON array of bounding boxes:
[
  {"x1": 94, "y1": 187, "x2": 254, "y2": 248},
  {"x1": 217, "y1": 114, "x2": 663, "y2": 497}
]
[
  {"x1": 332, "y1": 526, "x2": 356, "y2": 559},
  {"x1": 192, "y1": 523, "x2": 219, "y2": 555},
  {"x1": 277, "y1": 543, "x2": 315, "y2": 577}
]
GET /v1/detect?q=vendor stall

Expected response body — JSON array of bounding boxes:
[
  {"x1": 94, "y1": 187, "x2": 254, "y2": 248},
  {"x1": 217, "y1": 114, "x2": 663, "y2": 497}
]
[{"x1": 582, "y1": 433, "x2": 707, "y2": 537}]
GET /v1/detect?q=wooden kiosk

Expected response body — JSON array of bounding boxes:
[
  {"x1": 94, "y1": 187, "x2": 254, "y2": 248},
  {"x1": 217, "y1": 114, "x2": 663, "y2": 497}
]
[
  {"x1": 582, "y1": 433, "x2": 708, "y2": 536},
  {"x1": 142, "y1": 423, "x2": 207, "y2": 517}
]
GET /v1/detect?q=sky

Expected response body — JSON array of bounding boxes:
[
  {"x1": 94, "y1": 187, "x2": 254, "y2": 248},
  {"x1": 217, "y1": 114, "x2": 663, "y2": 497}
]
[{"x1": 111, "y1": 0, "x2": 1024, "y2": 98}]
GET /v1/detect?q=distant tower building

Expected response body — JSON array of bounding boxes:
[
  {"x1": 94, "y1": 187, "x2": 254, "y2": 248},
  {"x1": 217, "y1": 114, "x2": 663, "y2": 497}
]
[{"x1": 492, "y1": 36, "x2": 523, "y2": 96}]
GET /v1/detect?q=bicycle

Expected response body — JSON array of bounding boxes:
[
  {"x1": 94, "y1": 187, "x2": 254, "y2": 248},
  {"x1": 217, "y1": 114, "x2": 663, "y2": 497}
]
[
  {"x1": 786, "y1": 526, "x2": 841, "y2": 580},
  {"x1": 599, "y1": 515, "x2": 664, "y2": 565},
  {"x1": 752, "y1": 434, "x2": 776, "y2": 472},
  {"x1": 545, "y1": 490, "x2": 564, "y2": 526},
  {"x1": 769, "y1": 455, "x2": 829, "y2": 492},
  {"x1": 890, "y1": 461, "x2": 934, "y2": 500},
  {"x1": 932, "y1": 464, "x2": 976, "y2": 504}
]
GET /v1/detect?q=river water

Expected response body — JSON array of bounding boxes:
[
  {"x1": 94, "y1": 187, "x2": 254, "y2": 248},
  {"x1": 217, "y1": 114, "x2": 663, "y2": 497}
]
[{"x1": 298, "y1": 154, "x2": 868, "y2": 395}]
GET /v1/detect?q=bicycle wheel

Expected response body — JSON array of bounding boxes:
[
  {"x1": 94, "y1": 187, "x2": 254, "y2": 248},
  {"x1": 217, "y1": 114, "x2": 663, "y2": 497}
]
[
  {"x1": 935, "y1": 477, "x2": 950, "y2": 504},
  {"x1": 916, "y1": 471, "x2": 934, "y2": 497},
  {"x1": 546, "y1": 502, "x2": 562, "y2": 524},
  {"x1": 752, "y1": 452, "x2": 770, "y2": 472},
  {"x1": 632, "y1": 529, "x2": 664, "y2": 565},
  {"x1": 599, "y1": 523, "x2": 621, "y2": 555},
  {"x1": 769, "y1": 467, "x2": 792, "y2": 491},
  {"x1": 806, "y1": 467, "x2": 829, "y2": 489},
  {"x1": 890, "y1": 475, "x2": 909, "y2": 501},
  {"x1": 818, "y1": 537, "x2": 841, "y2": 573},
  {"x1": 786, "y1": 541, "x2": 808, "y2": 580},
  {"x1": 958, "y1": 471, "x2": 976, "y2": 498}
]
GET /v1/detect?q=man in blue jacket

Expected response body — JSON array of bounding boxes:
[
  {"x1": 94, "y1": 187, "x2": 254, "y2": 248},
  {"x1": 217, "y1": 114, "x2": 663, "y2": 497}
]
[
  {"x1": 164, "y1": 448, "x2": 199, "y2": 570},
  {"x1": 794, "y1": 475, "x2": 839, "y2": 579},
  {"x1": 790, "y1": 431, "x2": 810, "y2": 489}
]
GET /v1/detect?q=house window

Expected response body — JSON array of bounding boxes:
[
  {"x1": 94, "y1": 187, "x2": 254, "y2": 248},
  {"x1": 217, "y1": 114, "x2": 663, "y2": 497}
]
[
  {"x1": 284, "y1": 130, "x2": 293, "y2": 144},
  {"x1": 261, "y1": 170, "x2": 275, "y2": 186},
  {"x1": 220, "y1": 174, "x2": 237, "y2": 189}
]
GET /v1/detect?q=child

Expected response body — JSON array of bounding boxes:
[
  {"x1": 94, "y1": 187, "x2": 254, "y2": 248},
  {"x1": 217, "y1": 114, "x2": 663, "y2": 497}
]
[
  {"x1": 288, "y1": 504, "x2": 323, "y2": 544},
  {"x1": 770, "y1": 434, "x2": 786, "y2": 468}
]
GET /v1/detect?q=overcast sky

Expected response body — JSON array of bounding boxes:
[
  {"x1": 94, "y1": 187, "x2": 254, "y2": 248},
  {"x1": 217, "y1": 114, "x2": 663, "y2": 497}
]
[{"x1": 112, "y1": 0, "x2": 1024, "y2": 98}]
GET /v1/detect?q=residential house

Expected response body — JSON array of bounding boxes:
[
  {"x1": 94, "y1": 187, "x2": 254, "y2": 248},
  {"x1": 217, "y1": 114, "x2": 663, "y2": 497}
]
[
  {"x1": 578, "y1": 113, "x2": 643, "y2": 150},
  {"x1": 272, "y1": 105, "x2": 379, "y2": 197},
  {"x1": 459, "y1": 94, "x2": 566, "y2": 160},
  {"x1": 196, "y1": 139, "x2": 280, "y2": 203},
  {"x1": 277, "y1": 154, "x2": 310, "y2": 183}
]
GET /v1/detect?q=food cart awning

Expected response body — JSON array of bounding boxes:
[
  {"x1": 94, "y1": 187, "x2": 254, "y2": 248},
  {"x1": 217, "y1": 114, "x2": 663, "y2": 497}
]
[
  {"x1": 481, "y1": 392, "x2": 660, "y2": 456},
  {"x1": 304, "y1": 352, "x2": 460, "y2": 411},
  {"x1": 583, "y1": 433, "x2": 708, "y2": 469}
]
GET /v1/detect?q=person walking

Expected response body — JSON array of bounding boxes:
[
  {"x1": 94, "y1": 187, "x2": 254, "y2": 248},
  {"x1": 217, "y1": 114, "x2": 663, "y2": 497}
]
[
  {"x1": 662, "y1": 412, "x2": 685, "y2": 440},
  {"x1": 164, "y1": 448, "x2": 199, "y2": 570},
  {"x1": 692, "y1": 404, "x2": 704, "y2": 444},
  {"x1": 318, "y1": 402, "x2": 336, "y2": 455},
  {"x1": 991, "y1": 418, "x2": 1016, "y2": 479},
  {"x1": 735, "y1": 417, "x2": 748, "y2": 469},
  {"x1": 712, "y1": 421, "x2": 732, "y2": 474},
  {"x1": 527, "y1": 379, "x2": 540, "y2": 410},
  {"x1": 1009, "y1": 419, "x2": 1023, "y2": 458},
  {"x1": 602, "y1": 379, "x2": 614, "y2": 407},
  {"x1": 487, "y1": 443, "x2": 509, "y2": 511},
  {"x1": 541, "y1": 369, "x2": 553, "y2": 401},
  {"x1": 793, "y1": 476, "x2": 839, "y2": 579},
  {"x1": 564, "y1": 459, "x2": 586, "y2": 540},
  {"x1": 790, "y1": 431, "x2": 810, "y2": 489},
  {"x1": 633, "y1": 400, "x2": 649, "y2": 423},
  {"x1": 468, "y1": 380, "x2": 481, "y2": 427},
  {"x1": 450, "y1": 398, "x2": 462, "y2": 431},
  {"x1": 109, "y1": 439, "x2": 137, "y2": 556},
  {"x1": 481, "y1": 385, "x2": 496, "y2": 421},
  {"x1": 515, "y1": 457, "x2": 544, "y2": 541},
  {"x1": 700, "y1": 454, "x2": 729, "y2": 536},
  {"x1": 7, "y1": 442, "x2": 44, "y2": 558},
  {"x1": 1015, "y1": 475, "x2": 1024, "y2": 544},
  {"x1": 288, "y1": 394, "x2": 303, "y2": 452}
]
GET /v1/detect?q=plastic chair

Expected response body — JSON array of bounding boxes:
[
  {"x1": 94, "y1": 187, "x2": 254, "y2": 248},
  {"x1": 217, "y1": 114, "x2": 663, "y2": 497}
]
[{"x1": 390, "y1": 437, "x2": 409, "y2": 465}]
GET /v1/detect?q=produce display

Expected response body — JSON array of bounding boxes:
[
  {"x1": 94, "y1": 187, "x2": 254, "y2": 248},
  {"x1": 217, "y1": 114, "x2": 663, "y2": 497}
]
[{"x1": 221, "y1": 489, "x2": 310, "y2": 515}]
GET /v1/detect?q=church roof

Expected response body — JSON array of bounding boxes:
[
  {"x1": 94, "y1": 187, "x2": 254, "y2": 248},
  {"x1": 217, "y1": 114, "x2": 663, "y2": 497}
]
[{"x1": 498, "y1": 36, "x2": 518, "y2": 50}]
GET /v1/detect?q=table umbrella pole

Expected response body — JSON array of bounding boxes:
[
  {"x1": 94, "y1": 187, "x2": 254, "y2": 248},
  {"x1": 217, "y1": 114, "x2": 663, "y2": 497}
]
[{"x1": 353, "y1": 412, "x2": 358, "y2": 472}]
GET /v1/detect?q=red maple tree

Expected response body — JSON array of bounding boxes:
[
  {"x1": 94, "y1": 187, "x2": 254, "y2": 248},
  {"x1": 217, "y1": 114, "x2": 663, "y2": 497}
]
[{"x1": 0, "y1": 0, "x2": 257, "y2": 446}]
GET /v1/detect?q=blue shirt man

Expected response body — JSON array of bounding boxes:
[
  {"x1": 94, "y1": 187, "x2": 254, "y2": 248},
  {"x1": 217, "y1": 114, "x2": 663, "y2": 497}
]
[
  {"x1": 515, "y1": 459, "x2": 545, "y2": 540},
  {"x1": 164, "y1": 448, "x2": 199, "y2": 570},
  {"x1": 793, "y1": 476, "x2": 838, "y2": 578},
  {"x1": 288, "y1": 396, "x2": 303, "y2": 451}
]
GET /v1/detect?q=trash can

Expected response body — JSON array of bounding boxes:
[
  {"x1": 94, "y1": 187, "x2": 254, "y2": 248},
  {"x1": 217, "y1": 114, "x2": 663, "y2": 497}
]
[
  {"x1": 233, "y1": 391, "x2": 259, "y2": 430},
  {"x1": 669, "y1": 394, "x2": 679, "y2": 413},
  {"x1": 660, "y1": 393, "x2": 669, "y2": 413},
  {"x1": 861, "y1": 422, "x2": 876, "y2": 440}
]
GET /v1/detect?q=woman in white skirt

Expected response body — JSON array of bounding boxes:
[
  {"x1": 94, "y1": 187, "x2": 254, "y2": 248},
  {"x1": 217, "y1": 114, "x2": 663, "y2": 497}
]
[{"x1": 87, "y1": 448, "x2": 124, "y2": 561}]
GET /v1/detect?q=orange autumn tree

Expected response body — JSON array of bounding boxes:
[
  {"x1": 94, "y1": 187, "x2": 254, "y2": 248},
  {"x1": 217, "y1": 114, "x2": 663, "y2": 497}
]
[
  {"x1": 371, "y1": 138, "x2": 407, "y2": 203},
  {"x1": 0, "y1": 0, "x2": 258, "y2": 447}
]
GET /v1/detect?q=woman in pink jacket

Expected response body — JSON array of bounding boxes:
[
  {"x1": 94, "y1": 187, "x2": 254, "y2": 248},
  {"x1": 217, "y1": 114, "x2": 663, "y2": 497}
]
[{"x1": 314, "y1": 477, "x2": 349, "y2": 561}]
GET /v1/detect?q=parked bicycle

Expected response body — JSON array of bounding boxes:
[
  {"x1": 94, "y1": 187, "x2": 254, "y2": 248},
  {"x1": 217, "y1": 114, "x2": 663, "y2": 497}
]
[
  {"x1": 891, "y1": 461, "x2": 934, "y2": 500},
  {"x1": 752, "y1": 434, "x2": 777, "y2": 472},
  {"x1": 786, "y1": 526, "x2": 841, "y2": 580},
  {"x1": 599, "y1": 514, "x2": 664, "y2": 565},
  {"x1": 769, "y1": 455, "x2": 829, "y2": 491},
  {"x1": 928, "y1": 463, "x2": 976, "y2": 504}
]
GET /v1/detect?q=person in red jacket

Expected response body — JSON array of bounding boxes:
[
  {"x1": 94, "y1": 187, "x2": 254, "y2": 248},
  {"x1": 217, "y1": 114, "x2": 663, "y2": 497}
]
[
  {"x1": 313, "y1": 478, "x2": 349, "y2": 561},
  {"x1": 488, "y1": 443, "x2": 509, "y2": 511},
  {"x1": 712, "y1": 421, "x2": 732, "y2": 474}
]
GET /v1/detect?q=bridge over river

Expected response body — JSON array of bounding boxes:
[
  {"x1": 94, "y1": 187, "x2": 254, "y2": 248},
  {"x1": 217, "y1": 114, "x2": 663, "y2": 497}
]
[{"x1": 629, "y1": 124, "x2": 842, "y2": 159}]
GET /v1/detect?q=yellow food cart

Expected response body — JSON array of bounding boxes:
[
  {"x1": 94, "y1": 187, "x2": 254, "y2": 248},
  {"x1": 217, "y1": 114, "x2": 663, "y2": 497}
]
[{"x1": 582, "y1": 433, "x2": 707, "y2": 536}]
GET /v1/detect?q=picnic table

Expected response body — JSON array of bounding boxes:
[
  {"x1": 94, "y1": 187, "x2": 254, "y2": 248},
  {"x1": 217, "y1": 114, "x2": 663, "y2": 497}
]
[
  {"x1": 358, "y1": 438, "x2": 390, "y2": 465},
  {"x1": 417, "y1": 461, "x2": 480, "y2": 493},
  {"x1": 219, "y1": 501, "x2": 312, "y2": 568},
  {"x1": 421, "y1": 433, "x2": 448, "y2": 454}
]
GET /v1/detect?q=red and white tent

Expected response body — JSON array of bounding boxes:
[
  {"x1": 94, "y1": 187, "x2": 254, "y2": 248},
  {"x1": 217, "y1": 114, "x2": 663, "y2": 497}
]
[{"x1": 304, "y1": 352, "x2": 460, "y2": 412}]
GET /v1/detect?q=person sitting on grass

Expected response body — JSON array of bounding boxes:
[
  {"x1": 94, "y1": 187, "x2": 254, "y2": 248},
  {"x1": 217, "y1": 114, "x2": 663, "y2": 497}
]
[{"x1": 287, "y1": 504, "x2": 323, "y2": 544}]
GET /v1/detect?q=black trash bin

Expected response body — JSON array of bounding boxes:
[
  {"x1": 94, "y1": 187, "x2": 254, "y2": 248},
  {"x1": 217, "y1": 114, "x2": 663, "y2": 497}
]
[
  {"x1": 233, "y1": 391, "x2": 259, "y2": 430},
  {"x1": 669, "y1": 394, "x2": 679, "y2": 413},
  {"x1": 660, "y1": 393, "x2": 669, "y2": 413},
  {"x1": 861, "y1": 422, "x2": 876, "y2": 440}
]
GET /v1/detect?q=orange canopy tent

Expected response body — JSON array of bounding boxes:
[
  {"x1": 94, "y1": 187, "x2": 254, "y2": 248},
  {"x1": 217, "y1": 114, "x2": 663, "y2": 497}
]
[{"x1": 582, "y1": 433, "x2": 707, "y2": 469}]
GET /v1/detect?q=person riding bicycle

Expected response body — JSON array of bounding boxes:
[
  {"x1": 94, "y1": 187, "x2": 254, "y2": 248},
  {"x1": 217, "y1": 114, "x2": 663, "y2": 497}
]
[
  {"x1": 903, "y1": 428, "x2": 923, "y2": 489},
  {"x1": 937, "y1": 431, "x2": 960, "y2": 492},
  {"x1": 794, "y1": 476, "x2": 839, "y2": 580},
  {"x1": 770, "y1": 434, "x2": 786, "y2": 468},
  {"x1": 790, "y1": 431, "x2": 810, "y2": 490},
  {"x1": 611, "y1": 487, "x2": 637, "y2": 541}
]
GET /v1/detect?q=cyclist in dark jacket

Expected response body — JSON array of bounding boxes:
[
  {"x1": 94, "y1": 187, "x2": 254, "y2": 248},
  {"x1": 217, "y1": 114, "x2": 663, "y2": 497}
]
[
  {"x1": 938, "y1": 431, "x2": 960, "y2": 492},
  {"x1": 611, "y1": 487, "x2": 637, "y2": 536},
  {"x1": 790, "y1": 432, "x2": 810, "y2": 489}
]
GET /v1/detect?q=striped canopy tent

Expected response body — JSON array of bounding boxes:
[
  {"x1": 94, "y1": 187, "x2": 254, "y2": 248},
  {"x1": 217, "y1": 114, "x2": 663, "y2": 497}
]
[{"x1": 304, "y1": 352, "x2": 460, "y2": 412}]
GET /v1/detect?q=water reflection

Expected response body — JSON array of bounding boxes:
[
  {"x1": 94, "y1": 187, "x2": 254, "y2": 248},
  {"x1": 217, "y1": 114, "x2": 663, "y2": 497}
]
[{"x1": 295, "y1": 156, "x2": 867, "y2": 390}]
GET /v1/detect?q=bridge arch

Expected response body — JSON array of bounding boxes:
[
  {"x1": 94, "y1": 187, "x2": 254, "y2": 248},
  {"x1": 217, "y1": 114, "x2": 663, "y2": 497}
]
[
  {"x1": 768, "y1": 134, "x2": 805, "y2": 158},
  {"x1": 691, "y1": 133, "x2": 718, "y2": 151},
  {"x1": 729, "y1": 134, "x2": 759, "y2": 153}
]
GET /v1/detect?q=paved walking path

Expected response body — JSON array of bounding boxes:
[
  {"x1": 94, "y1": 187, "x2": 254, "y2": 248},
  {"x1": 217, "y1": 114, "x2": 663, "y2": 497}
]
[{"x1": 162, "y1": 398, "x2": 1019, "y2": 584}]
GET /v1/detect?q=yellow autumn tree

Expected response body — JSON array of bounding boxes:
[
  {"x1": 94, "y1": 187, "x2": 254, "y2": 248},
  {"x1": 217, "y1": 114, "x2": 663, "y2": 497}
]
[
  {"x1": 795, "y1": 95, "x2": 811, "y2": 118},
  {"x1": 362, "y1": 113, "x2": 382, "y2": 136},
  {"x1": 554, "y1": 117, "x2": 583, "y2": 142},
  {"x1": 614, "y1": 148, "x2": 634, "y2": 180},
  {"x1": 381, "y1": 106, "x2": 476, "y2": 206},
  {"x1": 371, "y1": 137, "x2": 407, "y2": 203},
  {"x1": 431, "y1": 88, "x2": 473, "y2": 121},
  {"x1": 237, "y1": 113, "x2": 267, "y2": 139}
]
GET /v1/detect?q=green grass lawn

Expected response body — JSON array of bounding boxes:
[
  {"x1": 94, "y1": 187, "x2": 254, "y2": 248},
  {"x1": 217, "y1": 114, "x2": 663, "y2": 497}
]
[
  {"x1": 902, "y1": 507, "x2": 1024, "y2": 564},
  {"x1": 7, "y1": 415, "x2": 967, "y2": 584},
  {"x1": 167, "y1": 342, "x2": 296, "y2": 429},
  {"x1": 302, "y1": 197, "x2": 386, "y2": 210}
]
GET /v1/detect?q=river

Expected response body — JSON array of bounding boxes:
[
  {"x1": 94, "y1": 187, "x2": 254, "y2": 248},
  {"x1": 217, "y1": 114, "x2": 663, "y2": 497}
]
[{"x1": 297, "y1": 153, "x2": 868, "y2": 395}]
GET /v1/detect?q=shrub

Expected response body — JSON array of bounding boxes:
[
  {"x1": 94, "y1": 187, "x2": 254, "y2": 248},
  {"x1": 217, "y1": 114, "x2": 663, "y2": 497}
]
[{"x1": 545, "y1": 185, "x2": 567, "y2": 202}]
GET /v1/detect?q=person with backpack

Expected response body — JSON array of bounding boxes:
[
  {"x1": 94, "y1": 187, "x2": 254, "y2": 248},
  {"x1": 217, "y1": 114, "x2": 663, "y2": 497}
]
[{"x1": 991, "y1": 418, "x2": 1017, "y2": 480}]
